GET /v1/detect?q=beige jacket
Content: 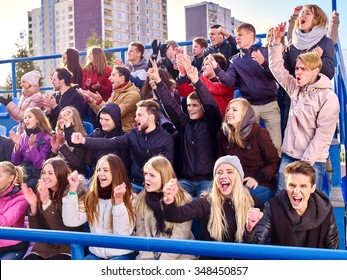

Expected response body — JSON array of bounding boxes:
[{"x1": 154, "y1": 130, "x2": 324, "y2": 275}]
[
  {"x1": 90, "y1": 81, "x2": 140, "y2": 132},
  {"x1": 269, "y1": 44, "x2": 340, "y2": 164}
]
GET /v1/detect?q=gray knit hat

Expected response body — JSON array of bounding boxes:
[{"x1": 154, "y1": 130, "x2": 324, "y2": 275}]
[{"x1": 213, "y1": 155, "x2": 244, "y2": 180}]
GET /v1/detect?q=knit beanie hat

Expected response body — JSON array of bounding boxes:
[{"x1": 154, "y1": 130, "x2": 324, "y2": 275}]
[
  {"x1": 21, "y1": 70, "x2": 40, "y2": 86},
  {"x1": 213, "y1": 155, "x2": 244, "y2": 180}
]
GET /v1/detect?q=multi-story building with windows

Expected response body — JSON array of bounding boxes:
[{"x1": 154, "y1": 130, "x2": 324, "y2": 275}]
[
  {"x1": 28, "y1": 0, "x2": 168, "y2": 86},
  {"x1": 185, "y1": 1, "x2": 241, "y2": 41}
]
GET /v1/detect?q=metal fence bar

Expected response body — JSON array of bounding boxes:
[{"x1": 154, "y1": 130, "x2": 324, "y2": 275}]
[{"x1": 0, "y1": 227, "x2": 346, "y2": 260}]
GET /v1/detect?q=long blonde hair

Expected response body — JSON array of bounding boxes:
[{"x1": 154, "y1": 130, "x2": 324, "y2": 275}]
[
  {"x1": 82, "y1": 154, "x2": 135, "y2": 229},
  {"x1": 135, "y1": 155, "x2": 191, "y2": 231},
  {"x1": 221, "y1": 98, "x2": 249, "y2": 148},
  {"x1": 207, "y1": 166, "x2": 254, "y2": 242}
]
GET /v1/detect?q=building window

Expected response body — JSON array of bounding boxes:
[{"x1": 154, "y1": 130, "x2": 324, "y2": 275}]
[
  {"x1": 117, "y1": 33, "x2": 122, "y2": 40},
  {"x1": 125, "y1": 15, "x2": 130, "y2": 21},
  {"x1": 125, "y1": 4, "x2": 129, "y2": 11},
  {"x1": 116, "y1": 22, "x2": 121, "y2": 29},
  {"x1": 125, "y1": 25, "x2": 129, "y2": 31},
  {"x1": 116, "y1": 12, "x2": 121, "y2": 19},
  {"x1": 155, "y1": 3, "x2": 160, "y2": 10},
  {"x1": 116, "y1": 2, "x2": 121, "y2": 8}
]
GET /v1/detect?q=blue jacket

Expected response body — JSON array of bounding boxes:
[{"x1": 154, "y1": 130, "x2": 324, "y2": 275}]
[{"x1": 215, "y1": 46, "x2": 278, "y2": 105}]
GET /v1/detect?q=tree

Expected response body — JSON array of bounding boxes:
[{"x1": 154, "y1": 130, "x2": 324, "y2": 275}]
[
  {"x1": 4, "y1": 31, "x2": 42, "y2": 92},
  {"x1": 86, "y1": 31, "x2": 114, "y2": 66}
]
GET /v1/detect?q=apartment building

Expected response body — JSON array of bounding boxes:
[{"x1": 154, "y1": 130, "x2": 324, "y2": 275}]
[
  {"x1": 28, "y1": 0, "x2": 168, "y2": 86},
  {"x1": 185, "y1": 1, "x2": 240, "y2": 41}
]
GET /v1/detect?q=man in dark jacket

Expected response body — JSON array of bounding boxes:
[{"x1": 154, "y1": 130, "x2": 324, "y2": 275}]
[
  {"x1": 70, "y1": 100, "x2": 174, "y2": 194},
  {"x1": 43, "y1": 67, "x2": 87, "y2": 130},
  {"x1": 244, "y1": 161, "x2": 339, "y2": 249},
  {"x1": 148, "y1": 58, "x2": 222, "y2": 197}
]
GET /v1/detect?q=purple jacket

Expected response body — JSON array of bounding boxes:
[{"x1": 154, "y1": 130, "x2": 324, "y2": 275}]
[
  {"x1": 12, "y1": 131, "x2": 51, "y2": 169},
  {"x1": 0, "y1": 184, "x2": 28, "y2": 248}
]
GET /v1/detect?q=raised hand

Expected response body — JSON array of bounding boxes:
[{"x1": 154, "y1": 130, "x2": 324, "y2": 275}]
[
  {"x1": 21, "y1": 183, "x2": 38, "y2": 215},
  {"x1": 28, "y1": 134, "x2": 37, "y2": 149},
  {"x1": 293, "y1": 5, "x2": 303, "y2": 16},
  {"x1": 186, "y1": 66, "x2": 199, "y2": 84},
  {"x1": 50, "y1": 133, "x2": 60, "y2": 153},
  {"x1": 71, "y1": 132, "x2": 85, "y2": 144},
  {"x1": 42, "y1": 95, "x2": 57, "y2": 112},
  {"x1": 163, "y1": 178, "x2": 178, "y2": 204},
  {"x1": 113, "y1": 182, "x2": 127, "y2": 205},
  {"x1": 311, "y1": 46, "x2": 323, "y2": 57},
  {"x1": 206, "y1": 54, "x2": 218, "y2": 69},
  {"x1": 246, "y1": 208, "x2": 263, "y2": 233},
  {"x1": 85, "y1": 77, "x2": 92, "y2": 88},
  {"x1": 37, "y1": 179, "x2": 50, "y2": 205},
  {"x1": 114, "y1": 57, "x2": 124, "y2": 66},
  {"x1": 147, "y1": 58, "x2": 161, "y2": 83},
  {"x1": 273, "y1": 22, "x2": 286, "y2": 44},
  {"x1": 67, "y1": 170, "x2": 80, "y2": 193},
  {"x1": 9, "y1": 130, "x2": 21, "y2": 148},
  {"x1": 91, "y1": 81, "x2": 101, "y2": 90},
  {"x1": 251, "y1": 50, "x2": 265, "y2": 65}
]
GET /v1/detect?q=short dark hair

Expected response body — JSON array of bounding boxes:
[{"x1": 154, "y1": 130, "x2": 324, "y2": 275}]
[
  {"x1": 136, "y1": 100, "x2": 160, "y2": 123},
  {"x1": 210, "y1": 24, "x2": 221, "y2": 29},
  {"x1": 115, "y1": 66, "x2": 131, "y2": 82},
  {"x1": 55, "y1": 67, "x2": 72, "y2": 85},
  {"x1": 193, "y1": 37, "x2": 208, "y2": 49},
  {"x1": 284, "y1": 161, "x2": 316, "y2": 186}
]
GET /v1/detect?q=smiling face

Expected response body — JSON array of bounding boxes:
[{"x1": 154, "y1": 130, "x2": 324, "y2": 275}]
[
  {"x1": 202, "y1": 61, "x2": 215, "y2": 79},
  {"x1": 295, "y1": 59, "x2": 319, "y2": 87},
  {"x1": 144, "y1": 165, "x2": 162, "y2": 193},
  {"x1": 215, "y1": 163, "x2": 238, "y2": 197},
  {"x1": 127, "y1": 45, "x2": 141, "y2": 64},
  {"x1": 226, "y1": 100, "x2": 243, "y2": 127},
  {"x1": 41, "y1": 163, "x2": 58, "y2": 191},
  {"x1": 208, "y1": 28, "x2": 224, "y2": 46},
  {"x1": 99, "y1": 112, "x2": 116, "y2": 132},
  {"x1": 187, "y1": 97, "x2": 203, "y2": 120},
  {"x1": 24, "y1": 111, "x2": 39, "y2": 129},
  {"x1": 286, "y1": 173, "x2": 316, "y2": 216},
  {"x1": 299, "y1": 7, "x2": 315, "y2": 33},
  {"x1": 97, "y1": 159, "x2": 112, "y2": 188}
]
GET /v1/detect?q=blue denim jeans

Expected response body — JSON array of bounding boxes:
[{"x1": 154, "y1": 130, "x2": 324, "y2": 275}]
[
  {"x1": 179, "y1": 179, "x2": 212, "y2": 198},
  {"x1": 249, "y1": 185, "x2": 276, "y2": 209},
  {"x1": 278, "y1": 154, "x2": 326, "y2": 193},
  {"x1": 84, "y1": 252, "x2": 137, "y2": 260}
]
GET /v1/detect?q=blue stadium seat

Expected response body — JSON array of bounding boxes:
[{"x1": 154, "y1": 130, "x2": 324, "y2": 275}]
[
  {"x1": 11, "y1": 125, "x2": 19, "y2": 133},
  {"x1": 0, "y1": 104, "x2": 9, "y2": 118},
  {"x1": 0, "y1": 125, "x2": 7, "y2": 136},
  {"x1": 83, "y1": 121, "x2": 94, "y2": 135}
]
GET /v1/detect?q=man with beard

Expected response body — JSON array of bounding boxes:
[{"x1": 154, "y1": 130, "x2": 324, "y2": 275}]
[
  {"x1": 42, "y1": 67, "x2": 87, "y2": 130},
  {"x1": 71, "y1": 100, "x2": 174, "y2": 193}
]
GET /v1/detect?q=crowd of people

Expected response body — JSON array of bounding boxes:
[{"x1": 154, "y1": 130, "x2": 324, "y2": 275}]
[{"x1": 0, "y1": 4, "x2": 342, "y2": 260}]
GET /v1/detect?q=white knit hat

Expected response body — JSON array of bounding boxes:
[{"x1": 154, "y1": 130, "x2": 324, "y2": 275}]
[
  {"x1": 21, "y1": 70, "x2": 40, "y2": 86},
  {"x1": 213, "y1": 155, "x2": 244, "y2": 180}
]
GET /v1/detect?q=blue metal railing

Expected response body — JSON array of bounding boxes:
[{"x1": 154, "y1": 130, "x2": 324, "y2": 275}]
[{"x1": 0, "y1": 227, "x2": 346, "y2": 260}]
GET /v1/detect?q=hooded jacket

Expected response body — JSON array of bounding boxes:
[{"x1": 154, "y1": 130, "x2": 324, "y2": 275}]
[
  {"x1": 269, "y1": 44, "x2": 340, "y2": 164},
  {"x1": 245, "y1": 189, "x2": 339, "y2": 249},
  {"x1": 64, "y1": 103, "x2": 129, "y2": 174},
  {"x1": 89, "y1": 81, "x2": 141, "y2": 132}
]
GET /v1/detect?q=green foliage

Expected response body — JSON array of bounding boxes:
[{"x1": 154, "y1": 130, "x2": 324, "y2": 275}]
[
  {"x1": 5, "y1": 32, "x2": 42, "y2": 91},
  {"x1": 86, "y1": 31, "x2": 114, "y2": 67}
]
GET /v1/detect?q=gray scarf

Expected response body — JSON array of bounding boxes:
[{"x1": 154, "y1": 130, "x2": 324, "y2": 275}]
[{"x1": 291, "y1": 26, "x2": 327, "y2": 51}]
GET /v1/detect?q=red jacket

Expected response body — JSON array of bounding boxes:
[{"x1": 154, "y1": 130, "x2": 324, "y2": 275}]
[
  {"x1": 82, "y1": 66, "x2": 113, "y2": 101},
  {"x1": 176, "y1": 75, "x2": 234, "y2": 115}
]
